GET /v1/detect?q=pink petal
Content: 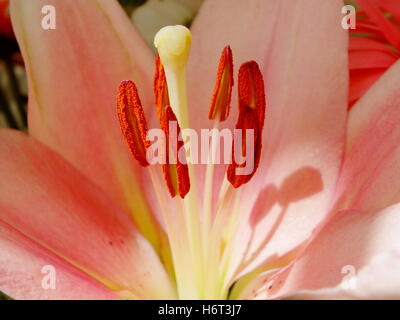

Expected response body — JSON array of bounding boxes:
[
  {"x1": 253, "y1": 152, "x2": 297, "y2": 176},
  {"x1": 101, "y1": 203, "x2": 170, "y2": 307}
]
[
  {"x1": 0, "y1": 129, "x2": 175, "y2": 299},
  {"x1": 9, "y1": 0, "x2": 164, "y2": 247},
  {"x1": 0, "y1": 221, "x2": 118, "y2": 300},
  {"x1": 189, "y1": 0, "x2": 348, "y2": 280},
  {"x1": 250, "y1": 52, "x2": 400, "y2": 300},
  {"x1": 240, "y1": 204, "x2": 400, "y2": 299},
  {"x1": 280, "y1": 250, "x2": 400, "y2": 300},
  {"x1": 334, "y1": 59, "x2": 400, "y2": 213}
]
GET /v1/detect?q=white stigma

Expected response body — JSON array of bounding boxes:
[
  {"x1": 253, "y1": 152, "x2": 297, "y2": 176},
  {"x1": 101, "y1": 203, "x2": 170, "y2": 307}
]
[
  {"x1": 154, "y1": 25, "x2": 192, "y2": 73},
  {"x1": 154, "y1": 25, "x2": 191, "y2": 129}
]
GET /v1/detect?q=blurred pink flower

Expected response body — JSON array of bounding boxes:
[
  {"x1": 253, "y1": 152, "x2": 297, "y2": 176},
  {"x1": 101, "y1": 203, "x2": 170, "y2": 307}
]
[
  {"x1": 349, "y1": 0, "x2": 400, "y2": 107},
  {"x1": 0, "y1": 0, "x2": 13, "y2": 38}
]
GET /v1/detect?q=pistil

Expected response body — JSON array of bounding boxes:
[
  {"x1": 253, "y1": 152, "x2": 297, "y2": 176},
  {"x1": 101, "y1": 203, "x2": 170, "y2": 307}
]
[{"x1": 154, "y1": 25, "x2": 205, "y2": 299}]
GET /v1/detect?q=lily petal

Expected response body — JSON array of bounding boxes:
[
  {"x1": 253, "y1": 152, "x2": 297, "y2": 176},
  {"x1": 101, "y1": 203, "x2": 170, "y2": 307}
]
[
  {"x1": 0, "y1": 129, "x2": 175, "y2": 299},
  {"x1": 0, "y1": 221, "x2": 118, "y2": 300},
  {"x1": 9, "y1": 0, "x2": 165, "y2": 251},
  {"x1": 240, "y1": 204, "x2": 400, "y2": 299},
  {"x1": 334, "y1": 59, "x2": 400, "y2": 213},
  {"x1": 280, "y1": 250, "x2": 400, "y2": 300},
  {"x1": 190, "y1": 0, "x2": 348, "y2": 280}
]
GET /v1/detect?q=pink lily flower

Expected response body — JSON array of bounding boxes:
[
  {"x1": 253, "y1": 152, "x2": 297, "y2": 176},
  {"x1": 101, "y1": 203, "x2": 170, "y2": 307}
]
[{"x1": 1, "y1": 0, "x2": 400, "y2": 300}]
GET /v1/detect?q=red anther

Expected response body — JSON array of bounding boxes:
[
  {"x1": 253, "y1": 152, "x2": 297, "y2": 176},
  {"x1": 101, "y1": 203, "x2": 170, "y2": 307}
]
[
  {"x1": 208, "y1": 46, "x2": 234, "y2": 121},
  {"x1": 227, "y1": 61, "x2": 266, "y2": 188},
  {"x1": 160, "y1": 106, "x2": 190, "y2": 198},
  {"x1": 238, "y1": 61, "x2": 266, "y2": 129},
  {"x1": 154, "y1": 55, "x2": 170, "y2": 120},
  {"x1": 117, "y1": 80, "x2": 150, "y2": 167},
  {"x1": 154, "y1": 56, "x2": 190, "y2": 198}
]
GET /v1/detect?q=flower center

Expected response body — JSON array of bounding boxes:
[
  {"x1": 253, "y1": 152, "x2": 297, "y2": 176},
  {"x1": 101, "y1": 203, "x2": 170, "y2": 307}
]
[{"x1": 117, "y1": 25, "x2": 266, "y2": 299}]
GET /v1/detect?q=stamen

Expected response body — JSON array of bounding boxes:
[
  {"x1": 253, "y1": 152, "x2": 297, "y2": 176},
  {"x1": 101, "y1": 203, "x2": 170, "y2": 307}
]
[
  {"x1": 117, "y1": 80, "x2": 149, "y2": 167},
  {"x1": 208, "y1": 46, "x2": 234, "y2": 121},
  {"x1": 203, "y1": 47, "x2": 234, "y2": 285},
  {"x1": 227, "y1": 61, "x2": 266, "y2": 188},
  {"x1": 237, "y1": 61, "x2": 266, "y2": 126},
  {"x1": 154, "y1": 55, "x2": 170, "y2": 119},
  {"x1": 160, "y1": 105, "x2": 190, "y2": 198}
]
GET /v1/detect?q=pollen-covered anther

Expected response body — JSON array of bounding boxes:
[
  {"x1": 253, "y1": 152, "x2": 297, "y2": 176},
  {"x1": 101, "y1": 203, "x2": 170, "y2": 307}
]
[
  {"x1": 117, "y1": 80, "x2": 150, "y2": 167},
  {"x1": 208, "y1": 46, "x2": 234, "y2": 121},
  {"x1": 227, "y1": 61, "x2": 266, "y2": 188},
  {"x1": 154, "y1": 55, "x2": 170, "y2": 119},
  {"x1": 160, "y1": 105, "x2": 190, "y2": 198}
]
